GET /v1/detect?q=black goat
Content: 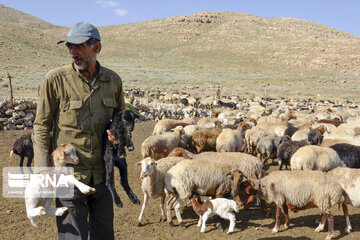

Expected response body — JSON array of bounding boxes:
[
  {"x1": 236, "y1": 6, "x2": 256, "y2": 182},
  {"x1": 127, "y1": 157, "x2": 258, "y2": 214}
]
[
  {"x1": 104, "y1": 110, "x2": 141, "y2": 207},
  {"x1": 10, "y1": 133, "x2": 34, "y2": 167},
  {"x1": 180, "y1": 98, "x2": 189, "y2": 106},
  {"x1": 218, "y1": 100, "x2": 237, "y2": 109},
  {"x1": 307, "y1": 127, "x2": 324, "y2": 145},
  {"x1": 276, "y1": 136, "x2": 310, "y2": 170},
  {"x1": 283, "y1": 124, "x2": 299, "y2": 138},
  {"x1": 330, "y1": 143, "x2": 360, "y2": 168}
]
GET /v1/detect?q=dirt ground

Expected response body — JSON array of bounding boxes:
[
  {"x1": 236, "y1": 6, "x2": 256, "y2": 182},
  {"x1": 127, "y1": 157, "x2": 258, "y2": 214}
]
[{"x1": 1, "y1": 121, "x2": 360, "y2": 240}]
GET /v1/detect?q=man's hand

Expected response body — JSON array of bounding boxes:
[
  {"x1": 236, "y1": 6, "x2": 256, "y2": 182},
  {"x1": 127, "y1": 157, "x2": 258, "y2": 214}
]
[{"x1": 107, "y1": 130, "x2": 119, "y2": 145}]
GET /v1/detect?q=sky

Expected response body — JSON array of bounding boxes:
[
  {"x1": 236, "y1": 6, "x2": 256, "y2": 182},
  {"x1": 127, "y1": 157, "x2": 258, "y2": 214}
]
[{"x1": 1, "y1": 0, "x2": 360, "y2": 36}]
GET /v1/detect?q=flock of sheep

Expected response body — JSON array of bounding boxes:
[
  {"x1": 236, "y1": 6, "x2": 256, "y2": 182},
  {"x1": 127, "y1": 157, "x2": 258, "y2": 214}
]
[{"x1": 134, "y1": 94, "x2": 360, "y2": 240}]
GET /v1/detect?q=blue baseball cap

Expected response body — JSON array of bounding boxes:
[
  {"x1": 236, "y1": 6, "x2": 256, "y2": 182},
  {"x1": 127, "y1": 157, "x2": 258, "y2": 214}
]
[{"x1": 57, "y1": 22, "x2": 101, "y2": 44}]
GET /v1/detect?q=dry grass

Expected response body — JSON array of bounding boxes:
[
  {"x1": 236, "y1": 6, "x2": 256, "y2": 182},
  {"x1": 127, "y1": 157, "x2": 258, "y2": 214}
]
[{"x1": 0, "y1": 6, "x2": 360, "y2": 101}]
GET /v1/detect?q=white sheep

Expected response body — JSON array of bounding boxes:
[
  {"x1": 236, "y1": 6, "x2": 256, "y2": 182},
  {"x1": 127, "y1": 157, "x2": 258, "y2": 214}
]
[
  {"x1": 25, "y1": 144, "x2": 96, "y2": 227},
  {"x1": 290, "y1": 145, "x2": 345, "y2": 172},
  {"x1": 135, "y1": 157, "x2": 185, "y2": 226},
  {"x1": 291, "y1": 127, "x2": 311, "y2": 141},
  {"x1": 152, "y1": 118, "x2": 195, "y2": 135},
  {"x1": 190, "y1": 193, "x2": 239, "y2": 234},
  {"x1": 193, "y1": 152, "x2": 264, "y2": 179},
  {"x1": 141, "y1": 126, "x2": 184, "y2": 160},
  {"x1": 327, "y1": 167, "x2": 360, "y2": 233},
  {"x1": 258, "y1": 170, "x2": 345, "y2": 240},
  {"x1": 216, "y1": 127, "x2": 244, "y2": 152},
  {"x1": 164, "y1": 159, "x2": 238, "y2": 227}
]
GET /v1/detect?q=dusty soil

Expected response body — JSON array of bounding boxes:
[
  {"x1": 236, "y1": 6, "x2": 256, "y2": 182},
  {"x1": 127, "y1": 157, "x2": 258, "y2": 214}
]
[{"x1": 1, "y1": 121, "x2": 360, "y2": 240}]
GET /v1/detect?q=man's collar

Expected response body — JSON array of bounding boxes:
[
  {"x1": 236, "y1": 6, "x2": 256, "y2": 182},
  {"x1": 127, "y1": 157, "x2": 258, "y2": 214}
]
[{"x1": 72, "y1": 61, "x2": 105, "y2": 83}]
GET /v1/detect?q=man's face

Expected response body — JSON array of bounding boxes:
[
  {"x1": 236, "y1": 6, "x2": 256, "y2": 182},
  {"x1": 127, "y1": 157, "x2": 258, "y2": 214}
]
[{"x1": 66, "y1": 41, "x2": 99, "y2": 71}]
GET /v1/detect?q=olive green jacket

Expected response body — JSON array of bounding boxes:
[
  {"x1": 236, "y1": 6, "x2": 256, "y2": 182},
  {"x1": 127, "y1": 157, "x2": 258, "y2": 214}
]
[{"x1": 33, "y1": 62, "x2": 125, "y2": 185}]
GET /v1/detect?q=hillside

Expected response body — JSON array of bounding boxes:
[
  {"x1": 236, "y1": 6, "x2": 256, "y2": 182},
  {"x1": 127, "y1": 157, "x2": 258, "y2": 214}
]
[{"x1": 0, "y1": 5, "x2": 359, "y2": 100}]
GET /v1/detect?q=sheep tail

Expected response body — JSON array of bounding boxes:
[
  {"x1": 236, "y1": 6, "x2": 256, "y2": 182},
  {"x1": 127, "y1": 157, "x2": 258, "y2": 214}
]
[{"x1": 231, "y1": 200, "x2": 239, "y2": 213}]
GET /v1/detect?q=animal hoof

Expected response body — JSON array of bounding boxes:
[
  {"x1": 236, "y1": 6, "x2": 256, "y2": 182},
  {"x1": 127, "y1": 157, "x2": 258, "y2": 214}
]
[
  {"x1": 119, "y1": 154, "x2": 127, "y2": 158},
  {"x1": 314, "y1": 223, "x2": 325, "y2": 233},
  {"x1": 325, "y1": 234, "x2": 334, "y2": 240},
  {"x1": 115, "y1": 201, "x2": 123, "y2": 208},
  {"x1": 180, "y1": 222, "x2": 186, "y2": 229},
  {"x1": 272, "y1": 228, "x2": 279, "y2": 234},
  {"x1": 127, "y1": 145, "x2": 134, "y2": 151},
  {"x1": 227, "y1": 231, "x2": 234, "y2": 235},
  {"x1": 345, "y1": 226, "x2": 352, "y2": 233},
  {"x1": 168, "y1": 221, "x2": 174, "y2": 227},
  {"x1": 283, "y1": 224, "x2": 290, "y2": 230},
  {"x1": 87, "y1": 188, "x2": 96, "y2": 194},
  {"x1": 216, "y1": 222, "x2": 224, "y2": 232},
  {"x1": 40, "y1": 208, "x2": 46, "y2": 216},
  {"x1": 130, "y1": 196, "x2": 141, "y2": 205},
  {"x1": 137, "y1": 222, "x2": 142, "y2": 227}
]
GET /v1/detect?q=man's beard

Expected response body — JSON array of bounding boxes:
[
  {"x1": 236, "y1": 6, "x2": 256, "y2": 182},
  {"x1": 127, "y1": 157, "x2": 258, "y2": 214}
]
[{"x1": 73, "y1": 56, "x2": 89, "y2": 71}]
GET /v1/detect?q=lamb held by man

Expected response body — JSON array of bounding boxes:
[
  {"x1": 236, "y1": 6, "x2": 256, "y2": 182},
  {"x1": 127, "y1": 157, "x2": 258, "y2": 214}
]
[
  {"x1": 104, "y1": 109, "x2": 140, "y2": 207},
  {"x1": 25, "y1": 143, "x2": 96, "y2": 227}
]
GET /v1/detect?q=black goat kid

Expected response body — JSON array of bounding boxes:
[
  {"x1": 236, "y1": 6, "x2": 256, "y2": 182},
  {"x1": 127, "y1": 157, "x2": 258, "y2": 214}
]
[
  {"x1": 104, "y1": 110, "x2": 141, "y2": 207},
  {"x1": 10, "y1": 133, "x2": 34, "y2": 167}
]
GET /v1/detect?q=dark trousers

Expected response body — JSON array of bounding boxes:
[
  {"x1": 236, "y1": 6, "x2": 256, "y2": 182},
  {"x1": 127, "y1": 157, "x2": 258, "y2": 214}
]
[{"x1": 56, "y1": 182, "x2": 114, "y2": 240}]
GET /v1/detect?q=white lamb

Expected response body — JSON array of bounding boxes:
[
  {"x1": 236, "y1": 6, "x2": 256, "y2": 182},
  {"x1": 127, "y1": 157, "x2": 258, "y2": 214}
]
[
  {"x1": 25, "y1": 144, "x2": 95, "y2": 227},
  {"x1": 190, "y1": 193, "x2": 239, "y2": 234}
]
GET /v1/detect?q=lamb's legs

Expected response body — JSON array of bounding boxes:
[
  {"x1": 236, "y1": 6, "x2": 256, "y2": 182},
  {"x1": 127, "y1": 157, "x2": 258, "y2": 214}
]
[
  {"x1": 27, "y1": 157, "x2": 33, "y2": 167},
  {"x1": 138, "y1": 194, "x2": 149, "y2": 226},
  {"x1": 105, "y1": 152, "x2": 123, "y2": 208},
  {"x1": 227, "y1": 212, "x2": 236, "y2": 234},
  {"x1": 217, "y1": 211, "x2": 236, "y2": 234},
  {"x1": 197, "y1": 215, "x2": 202, "y2": 227},
  {"x1": 200, "y1": 211, "x2": 210, "y2": 233},
  {"x1": 62, "y1": 175, "x2": 96, "y2": 195},
  {"x1": 19, "y1": 156, "x2": 24, "y2": 167},
  {"x1": 43, "y1": 198, "x2": 67, "y2": 217},
  {"x1": 115, "y1": 157, "x2": 140, "y2": 205}
]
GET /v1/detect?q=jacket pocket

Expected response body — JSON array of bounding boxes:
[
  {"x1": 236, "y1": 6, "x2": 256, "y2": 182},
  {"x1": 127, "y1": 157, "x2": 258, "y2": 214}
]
[
  {"x1": 102, "y1": 98, "x2": 118, "y2": 108},
  {"x1": 58, "y1": 100, "x2": 83, "y2": 128}
]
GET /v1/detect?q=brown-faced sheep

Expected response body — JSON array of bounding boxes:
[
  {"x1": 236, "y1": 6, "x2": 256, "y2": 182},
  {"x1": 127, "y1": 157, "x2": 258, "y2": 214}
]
[{"x1": 164, "y1": 160, "x2": 243, "y2": 228}]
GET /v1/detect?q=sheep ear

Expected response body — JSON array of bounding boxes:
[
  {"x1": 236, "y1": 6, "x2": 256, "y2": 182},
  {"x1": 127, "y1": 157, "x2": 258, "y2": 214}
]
[{"x1": 135, "y1": 161, "x2": 142, "y2": 166}]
